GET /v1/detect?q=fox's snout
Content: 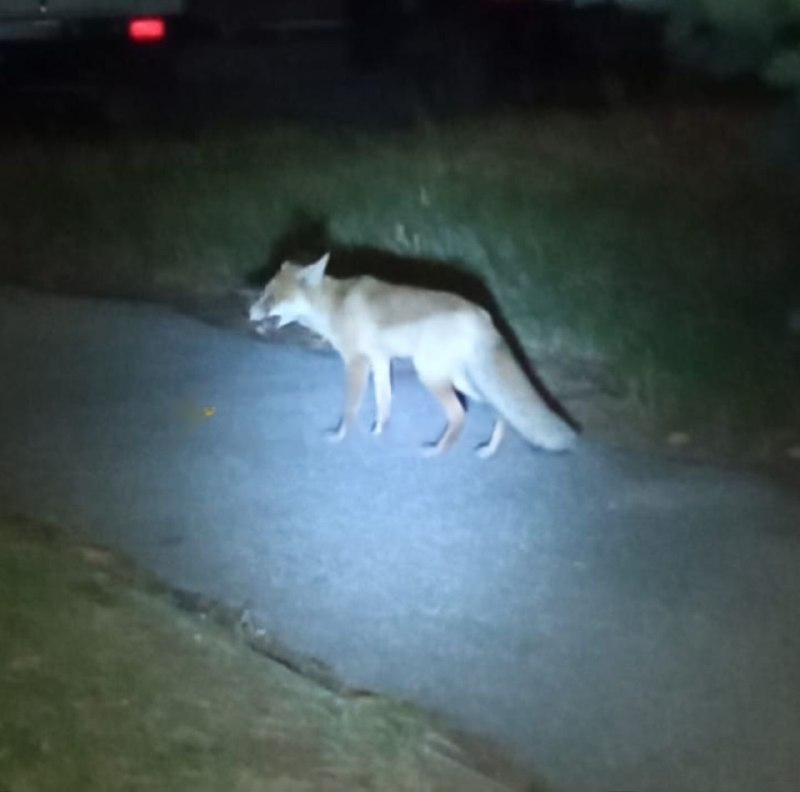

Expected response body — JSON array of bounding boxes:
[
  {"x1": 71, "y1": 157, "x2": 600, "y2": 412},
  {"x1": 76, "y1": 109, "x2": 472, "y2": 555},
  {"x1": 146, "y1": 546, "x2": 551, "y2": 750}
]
[{"x1": 248, "y1": 295, "x2": 272, "y2": 323}]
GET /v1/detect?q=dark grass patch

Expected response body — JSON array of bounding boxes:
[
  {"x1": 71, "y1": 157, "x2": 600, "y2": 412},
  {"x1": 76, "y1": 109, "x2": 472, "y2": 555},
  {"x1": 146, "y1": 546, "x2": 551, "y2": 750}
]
[{"x1": 0, "y1": 108, "x2": 797, "y2": 445}]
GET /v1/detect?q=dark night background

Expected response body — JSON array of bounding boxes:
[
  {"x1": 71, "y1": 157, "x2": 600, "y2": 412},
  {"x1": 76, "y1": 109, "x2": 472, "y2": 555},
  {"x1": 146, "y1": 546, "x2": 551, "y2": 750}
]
[{"x1": 2, "y1": 2, "x2": 800, "y2": 791}]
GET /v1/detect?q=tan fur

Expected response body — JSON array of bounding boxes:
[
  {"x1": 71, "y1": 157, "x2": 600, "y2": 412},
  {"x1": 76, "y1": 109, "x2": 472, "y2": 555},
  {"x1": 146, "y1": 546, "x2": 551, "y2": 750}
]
[{"x1": 249, "y1": 252, "x2": 576, "y2": 457}]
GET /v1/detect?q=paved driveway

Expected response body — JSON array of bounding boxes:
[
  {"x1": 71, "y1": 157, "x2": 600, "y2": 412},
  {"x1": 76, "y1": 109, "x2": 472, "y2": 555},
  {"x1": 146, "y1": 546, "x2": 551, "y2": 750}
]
[{"x1": 1, "y1": 287, "x2": 799, "y2": 791}]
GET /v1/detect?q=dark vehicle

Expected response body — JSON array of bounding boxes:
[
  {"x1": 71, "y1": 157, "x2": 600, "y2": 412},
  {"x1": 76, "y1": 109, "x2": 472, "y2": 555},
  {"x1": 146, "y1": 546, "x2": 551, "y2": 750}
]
[{"x1": 0, "y1": 0, "x2": 186, "y2": 120}]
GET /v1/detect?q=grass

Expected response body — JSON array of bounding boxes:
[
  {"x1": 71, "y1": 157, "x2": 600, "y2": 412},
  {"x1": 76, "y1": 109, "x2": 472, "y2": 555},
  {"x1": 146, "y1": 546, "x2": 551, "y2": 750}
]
[
  {"x1": 0, "y1": 105, "x2": 798, "y2": 447},
  {"x1": 0, "y1": 514, "x2": 527, "y2": 792}
]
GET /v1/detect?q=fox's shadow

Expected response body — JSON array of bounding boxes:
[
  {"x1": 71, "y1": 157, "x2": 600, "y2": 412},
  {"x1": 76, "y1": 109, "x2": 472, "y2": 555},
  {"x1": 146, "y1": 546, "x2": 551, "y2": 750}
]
[{"x1": 249, "y1": 213, "x2": 579, "y2": 433}]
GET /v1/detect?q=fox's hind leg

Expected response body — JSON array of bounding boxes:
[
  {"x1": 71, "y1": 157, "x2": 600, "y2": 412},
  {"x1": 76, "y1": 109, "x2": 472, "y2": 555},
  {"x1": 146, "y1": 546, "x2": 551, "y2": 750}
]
[
  {"x1": 328, "y1": 355, "x2": 369, "y2": 442},
  {"x1": 418, "y1": 377, "x2": 466, "y2": 456},
  {"x1": 476, "y1": 418, "x2": 506, "y2": 459}
]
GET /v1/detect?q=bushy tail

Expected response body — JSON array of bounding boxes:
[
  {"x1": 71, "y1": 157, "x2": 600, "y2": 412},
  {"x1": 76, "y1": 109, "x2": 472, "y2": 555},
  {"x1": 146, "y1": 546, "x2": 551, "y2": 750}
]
[{"x1": 467, "y1": 338, "x2": 577, "y2": 452}]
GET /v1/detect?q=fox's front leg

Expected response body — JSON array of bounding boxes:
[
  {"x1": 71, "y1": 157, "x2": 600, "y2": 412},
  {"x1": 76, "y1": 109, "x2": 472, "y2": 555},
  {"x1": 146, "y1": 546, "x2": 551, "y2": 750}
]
[
  {"x1": 371, "y1": 356, "x2": 392, "y2": 435},
  {"x1": 327, "y1": 355, "x2": 369, "y2": 443}
]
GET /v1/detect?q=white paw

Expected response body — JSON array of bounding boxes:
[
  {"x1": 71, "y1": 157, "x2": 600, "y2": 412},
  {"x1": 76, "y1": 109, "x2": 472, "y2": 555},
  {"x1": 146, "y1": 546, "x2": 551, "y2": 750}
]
[
  {"x1": 326, "y1": 425, "x2": 347, "y2": 443},
  {"x1": 475, "y1": 443, "x2": 497, "y2": 460}
]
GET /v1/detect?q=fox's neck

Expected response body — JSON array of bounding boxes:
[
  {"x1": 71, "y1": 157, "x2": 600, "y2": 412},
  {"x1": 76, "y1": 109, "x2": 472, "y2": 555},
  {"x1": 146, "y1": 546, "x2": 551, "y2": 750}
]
[{"x1": 298, "y1": 279, "x2": 339, "y2": 342}]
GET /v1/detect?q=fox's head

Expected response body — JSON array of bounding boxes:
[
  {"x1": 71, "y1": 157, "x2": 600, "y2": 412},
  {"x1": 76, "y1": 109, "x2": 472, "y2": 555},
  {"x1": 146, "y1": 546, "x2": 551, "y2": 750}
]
[{"x1": 249, "y1": 252, "x2": 329, "y2": 327}]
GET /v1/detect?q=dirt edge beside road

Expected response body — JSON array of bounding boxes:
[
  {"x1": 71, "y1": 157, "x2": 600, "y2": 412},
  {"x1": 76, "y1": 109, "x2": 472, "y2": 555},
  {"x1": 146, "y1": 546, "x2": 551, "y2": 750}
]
[{"x1": 0, "y1": 511, "x2": 535, "y2": 792}]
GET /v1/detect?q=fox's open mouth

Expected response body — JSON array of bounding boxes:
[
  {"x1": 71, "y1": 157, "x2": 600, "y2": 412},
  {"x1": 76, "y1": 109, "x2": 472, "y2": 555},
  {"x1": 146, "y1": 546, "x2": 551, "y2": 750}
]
[
  {"x1": 249, "y1": 313, "x2": 279, "y2": 328},
  {"x1": 248, "y1": 311, "x2": 281, "y2": 336},
  {"x1": 266, "y1": 315, "x2": 282, "y2": 328}
]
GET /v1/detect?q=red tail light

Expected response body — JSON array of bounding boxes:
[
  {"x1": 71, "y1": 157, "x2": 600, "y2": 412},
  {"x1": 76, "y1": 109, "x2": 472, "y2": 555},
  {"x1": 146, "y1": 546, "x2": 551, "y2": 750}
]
[{"x1": 128, "y1": 17, "x2": 166, "y2": 43}]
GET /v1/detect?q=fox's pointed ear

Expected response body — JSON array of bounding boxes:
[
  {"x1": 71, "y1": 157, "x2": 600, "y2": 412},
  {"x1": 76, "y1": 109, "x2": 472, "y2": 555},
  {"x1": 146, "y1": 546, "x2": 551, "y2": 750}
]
[{"x1": 301, "y1": 252, "x2": 330, "y2": 286}]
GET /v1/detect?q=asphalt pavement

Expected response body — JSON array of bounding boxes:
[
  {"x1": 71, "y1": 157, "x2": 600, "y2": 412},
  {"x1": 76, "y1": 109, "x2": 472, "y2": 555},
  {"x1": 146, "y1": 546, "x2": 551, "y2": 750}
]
[{"x1": 1, "y1": 286, "x2": 799, "y2": 791}]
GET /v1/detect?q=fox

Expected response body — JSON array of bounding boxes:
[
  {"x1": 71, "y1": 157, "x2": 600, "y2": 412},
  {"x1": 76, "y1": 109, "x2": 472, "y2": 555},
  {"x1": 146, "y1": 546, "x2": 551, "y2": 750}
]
[{"x1": 249, "y1": 252, "x2": 577, "y2": 457}]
